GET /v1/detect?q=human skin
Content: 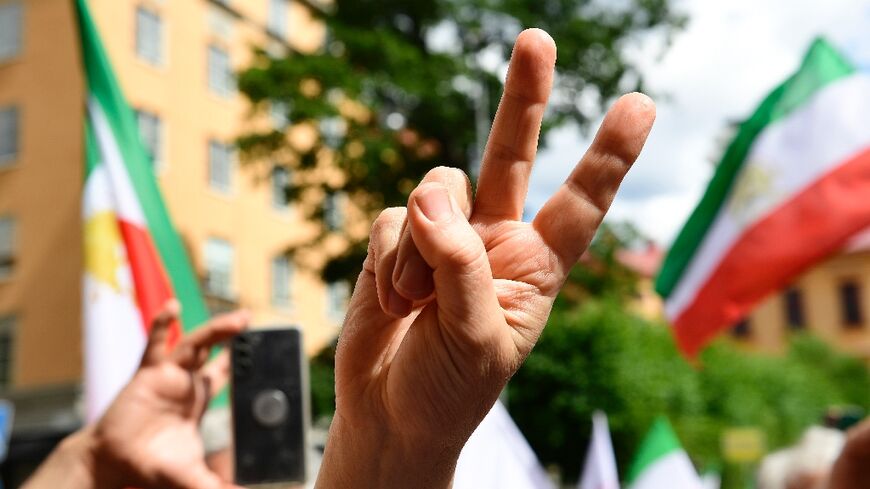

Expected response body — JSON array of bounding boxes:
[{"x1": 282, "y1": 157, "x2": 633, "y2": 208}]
[
  {"x1": 22, "y1": 303, "x2": 249, "y2": 489},
  {"x1": 315, "y1": 28, "x2": 656, "y2": 489},
  {"x1": 827, "y1": 418, "x2": 870, "y2": 489},
  {"x1": 23, "y1": 27, "x2": 656, "y2": 489}
]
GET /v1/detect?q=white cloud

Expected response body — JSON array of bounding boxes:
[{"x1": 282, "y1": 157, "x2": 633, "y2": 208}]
[{"x1": 527, "y1": 0, "x2": 870, "y2": 245}]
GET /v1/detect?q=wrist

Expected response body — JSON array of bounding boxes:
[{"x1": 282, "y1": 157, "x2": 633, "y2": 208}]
[
  {"x1": 65, "y1": 427, "x2": 126, "y2": 489},
  {"x1": 316, "y1": 410, "x2": 463, "y2": 489},
  {"x1": 23, "y1": 427, "x2": 121, "y2": 489}
]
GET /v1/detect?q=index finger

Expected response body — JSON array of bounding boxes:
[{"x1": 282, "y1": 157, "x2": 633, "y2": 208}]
[
  {"x1": 533, "y1": 93, "x2": 656, "y2": 276},
  {"x1": 473, "y1": 28, "x2": 556, "y2": 221},
  {"x1": 172, "y1": 310, "x2": 250, "y2": 368}
]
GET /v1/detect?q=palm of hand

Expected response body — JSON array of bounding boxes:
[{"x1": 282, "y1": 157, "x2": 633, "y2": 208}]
[
  {"x1": 87, "y1": 306, "x2": 247, "y2": 489},
  {"x1": 382, "y1": 220, "x2": 562, "y2": 440},
  {"x1": 96, "y1": 364, "x2": 209, "y2": 485}
]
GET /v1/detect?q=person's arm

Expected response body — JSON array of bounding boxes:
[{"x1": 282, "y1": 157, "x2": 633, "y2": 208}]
[
  {"x1": 316, "y1": 28, "x2": 655, "y2": 488},
  {"x1": 315, "y1": 412, "x2": 461, "y2": 488},
  {"x1": 23, "y1": 427, "x2": 119, "y2": 489},
  {"x1": 23, "y1": 303, "x2": 248, "y2": 489}
]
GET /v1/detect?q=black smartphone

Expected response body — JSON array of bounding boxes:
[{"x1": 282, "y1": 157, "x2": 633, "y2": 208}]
[{"x1": 230, "y1": 327, "x2": 308, "y2": 486}]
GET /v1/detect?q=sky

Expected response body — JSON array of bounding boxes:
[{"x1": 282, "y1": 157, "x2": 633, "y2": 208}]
[{"x1": 526, "y1": 0, "x2": 870, "y2": 245}]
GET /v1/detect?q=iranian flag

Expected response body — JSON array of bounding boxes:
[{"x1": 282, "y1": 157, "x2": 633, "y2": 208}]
[
  {"x1": 626, "y1": 417, "x2": 701, "y2": 489},
  {"x1": 76, "y1": 0, "x2": 209, "y2": 420},
  {"x1": 656, "y1": 38, "x2": 870, "y2": 356}
]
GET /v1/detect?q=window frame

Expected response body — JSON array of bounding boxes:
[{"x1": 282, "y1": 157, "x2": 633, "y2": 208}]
[
  {"x1": 207, "y1": 43, "x2": 234, "y2": 98},
  {"x1": 0, "y1": 216, "x2": 15, "y2": 280},
  {"x1": 0, "y1": 2, "x2": 23, "y2": 63},
  {"x1": 839, "y1": 279, "x2": 864, "y2": 328},
  {"x1": 204, "y1": 238, "x2": 235, "y2": 300},
  {"x1": 784, "y1": 286, "x2": 805, "y2": 331},
  {"x1": 271, "y1": 255, "x2": 293, "y2": 308},
  {"x1": 135, "y1": 5, "x2": 163, "y2": 66},
  {"x1": 135, "y1": 109, "x2": 163, "y2": 171},
  {"x1": 208, "y1": 140, "x2": 234, "y2": 193},
  {"x1": 0, "y1": 315, "x2": 15, "y2": 388},
  {"x1": 0, "y1": 106, "x2": 20, "y2": 166},
  {"x1": 731, "y1": 317, "x2": 751, "y2": 339}
]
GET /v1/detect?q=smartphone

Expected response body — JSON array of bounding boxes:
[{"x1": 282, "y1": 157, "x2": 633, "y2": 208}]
[{"x1": 230, "y1": 327, "x2": 308, "y2": 486}]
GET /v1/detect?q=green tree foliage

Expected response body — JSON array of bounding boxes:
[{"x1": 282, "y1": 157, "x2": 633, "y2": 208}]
[
  {"x1": 236, "y1": 0, "x2": 685, "y2": 283},
  {"x1": 509, "y1": 300, "x2": 870, "y2": 487},
  {"x1": 557, "y1": 221, "x2": 646, "y2": 307}
]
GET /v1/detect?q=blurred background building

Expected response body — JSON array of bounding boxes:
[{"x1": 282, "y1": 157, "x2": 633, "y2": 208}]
[
  {"x1": 0, "y1": 0, "x2": 343, "y2": 478},
  {"x1": 617, "y1": 226, "x2": 870, "y2": 364}
]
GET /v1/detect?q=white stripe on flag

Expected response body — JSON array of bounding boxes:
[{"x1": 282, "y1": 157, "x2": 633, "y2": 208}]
[
  {"x1": 630, "y1": 451, "x2": 703, "y2": 489},
  {"x1": 88, "y1": 97, "x2": 147, "y2": 225},
  {"x1": 666, "y1": 74, "x2": 870, "y2": 319}
]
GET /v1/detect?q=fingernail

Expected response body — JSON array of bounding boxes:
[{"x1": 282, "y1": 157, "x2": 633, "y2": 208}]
[
  {"x1": 395, "y1": 252, "x2": 434, "y2": 300},
  {"x1": 417, "y1": 186, "x2": 453, "y2": 222},
  {"x1": 388, "y1": 288, "x2": 412, "y2": 317}
]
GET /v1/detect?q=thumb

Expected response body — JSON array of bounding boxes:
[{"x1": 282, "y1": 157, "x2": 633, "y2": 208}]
[{"x1": 407, "y1": 183, "x2": 503, "y2": 341}]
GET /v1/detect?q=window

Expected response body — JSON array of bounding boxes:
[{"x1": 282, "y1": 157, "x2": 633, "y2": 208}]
[
  {"x1": 731, "y1": 318, "x2": 751, "y2": 339},
  {"x1": 326, "y1": 281, "x2": 349, "y2": 322},
  {"x1": 135, "y1": 110, "x2": 162, "y2": 170},
  {"x1": 0, "y1": 106, "x2": 19, "y2": 165},
  {"x1": 204, "y1": 238, "x2": 234, "y2": 299},
  {"x1": 323, "y1": 192, "x2": 344, "y2": 231},
  {"x1": 271, "y1": 165, "x2": 291, "y2": 209},
  {"x1": 839, "y1": 280, "x2": 864, "y2": 328},
  {"x1": 0, "y1": 217, "x2": 14, "y2": 279},
  {"x1": 208, "y1": 140, "x2": 233, "y2": 192},
  {"x1": 207, "y1": 44, "x2": 234, "y2": 97},
  {"x1": 271, "y1": 255, "x2": 293, "y2": 307},
  {"x1": 267, "y1": 0, "x2": 288, "y2": 38},
  {"x1": 784, "y1": 287, "x2": 805, "y2": 330},
  {"x1": 0, "y1": 2, "x2": 22, "y2": 62},
  {"x1": 0, "y1": 316, "x2": 14, "y2": 387},
  {"x1": 135, "y1": 6, "x2": 162, "y2": 65}
]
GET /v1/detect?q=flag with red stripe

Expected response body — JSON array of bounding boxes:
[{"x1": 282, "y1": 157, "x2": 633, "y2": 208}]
[
  {"x1": 656, "y1": 38, "x2": 870, "y2": 357},
  {"x1": 76, "y1": 0, "x2": 210, "y2": 419}
]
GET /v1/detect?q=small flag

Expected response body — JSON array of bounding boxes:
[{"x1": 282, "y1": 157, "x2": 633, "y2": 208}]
[
  {"x1": 454, "y1": 401, "x2": 554, "y2": 489},
  {"x1": 75, "y1": 0, "x2": 210, "y2": 420},
  {"x1": 656, "y1": 38, "x2": 870, "y2": 356},
  {"x1": 578, "y1": 411, "x2": 619, "y2": 489},
  {"x1": 626, "y1": 417, "x2": 702, "y2": 489}
]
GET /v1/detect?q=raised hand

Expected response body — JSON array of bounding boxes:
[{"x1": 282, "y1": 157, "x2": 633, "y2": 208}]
[
  {"x1": 23, "y1": 302, "x2": 249, "y2": 489},
  {"x1": 317, "y1": 28, "x2": 656, "y2": 488}
]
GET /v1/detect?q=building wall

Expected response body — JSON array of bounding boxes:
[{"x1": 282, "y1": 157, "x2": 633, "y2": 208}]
[
  {"x1": 0, "y1": 0, "x2": 341, "y2": 392},
  {"x1": 0, "y1": 0, "x2": 85, "y2": 388},
  {"x1": 734, "y1": 250, "x2": 870, "y2": 361}
]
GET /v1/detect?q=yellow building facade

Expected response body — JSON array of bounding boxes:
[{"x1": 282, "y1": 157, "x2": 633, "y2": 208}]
[
  {"x1": 0, "y1": 0, "x2": 342, "y2": 403},
  {"x1": 614, "y1": 242, "x2": 870, "y2": 363},
  {"x1": 734, "y1": 243, "x2": 870, "y2": 361}
]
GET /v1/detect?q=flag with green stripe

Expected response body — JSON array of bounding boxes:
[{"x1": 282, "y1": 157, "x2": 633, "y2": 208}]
[
  {"x1": 627, "y1": 417, "x2": 701, "y2": 489},
  {"x1": 76, "y1": 0, "x2": 210, "y2": 420},
  {"x1": 656, "y1": 38, "x2": 870, "y2": 356}
]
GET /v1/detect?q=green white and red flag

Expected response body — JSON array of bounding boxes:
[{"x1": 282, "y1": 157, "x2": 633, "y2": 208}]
[
  {"x1": 656, "y1": 38, "x2": 870, "y2": 357},
  {"x1": 76, "y1": 0, "x2": 209, "y2": 420},
  {"x1": 626, "y1": 417, "x2": 702, "y2": 489}
]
